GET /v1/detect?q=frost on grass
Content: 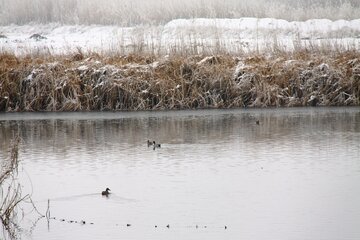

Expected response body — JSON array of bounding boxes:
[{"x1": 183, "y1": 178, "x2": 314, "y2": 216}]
[
  {"x1": 1, "y1": 18, "x2": 360, "y2": 56},
  {"x1": 0, "y1": 0, "x2": 360, "y2": 25},
  {"x1": 0, "y1": 50, "x2": 359, "y2": 112}
]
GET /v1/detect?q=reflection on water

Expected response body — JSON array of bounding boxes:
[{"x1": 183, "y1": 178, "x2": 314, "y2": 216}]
[{"x1": 0, "y1": 108, "x2": 360, "y2": 240}]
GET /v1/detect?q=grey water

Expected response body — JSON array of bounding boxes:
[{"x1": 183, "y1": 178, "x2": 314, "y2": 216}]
[{"x1": 0, "y1": 107, "x2": 360, "y2": 240}]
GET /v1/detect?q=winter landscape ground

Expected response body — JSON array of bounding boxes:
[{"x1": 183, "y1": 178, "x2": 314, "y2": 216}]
[{"x1": 1, "y1": 1, "x2": 360, "y2": 240}]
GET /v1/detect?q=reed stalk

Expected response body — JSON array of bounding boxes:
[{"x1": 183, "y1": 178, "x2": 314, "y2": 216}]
[{"x1": 0, "y1": 136, "x2": 25, "y2": 239}]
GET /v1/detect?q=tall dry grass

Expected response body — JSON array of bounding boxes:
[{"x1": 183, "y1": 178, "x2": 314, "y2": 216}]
[
  {"x1": 0, "y1": 136, "x2": 25, "y2": 239},
  {"x1": 1, "y1": 47, "x2": 359, "y2": 112},
  {"x1": 1, "y1": 136, "x2": 44, "y2": 239},
  {"x1": 0, "y1": 0, "x2": 359, "y2": 25}
]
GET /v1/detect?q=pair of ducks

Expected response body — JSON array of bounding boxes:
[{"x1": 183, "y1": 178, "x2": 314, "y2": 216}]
[{"x1": 147, "y1": 140, "x2": 161, "y2": 148}]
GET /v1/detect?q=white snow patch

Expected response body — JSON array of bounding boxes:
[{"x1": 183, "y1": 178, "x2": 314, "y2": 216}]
[
  {"x1": 1, "y1": 18, "x2": 360, "y2": 55},
  {"x1": 77, "y1": 65, "x2": 89, "y2": 71}
]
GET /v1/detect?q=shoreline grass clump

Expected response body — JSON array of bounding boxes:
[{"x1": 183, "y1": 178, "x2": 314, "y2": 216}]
[{"x1": 0, "y1": 48, "x2": 360, "y2": 112}]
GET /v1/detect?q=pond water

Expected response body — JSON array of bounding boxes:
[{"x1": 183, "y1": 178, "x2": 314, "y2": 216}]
[{"x1": 1, "y1": 107, "x2": 360, "y2": 240}]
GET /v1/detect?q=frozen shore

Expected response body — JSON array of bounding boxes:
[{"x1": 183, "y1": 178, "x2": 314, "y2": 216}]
[{"x1": 1, "y1": 18, "x2": 360, "y2": 55}]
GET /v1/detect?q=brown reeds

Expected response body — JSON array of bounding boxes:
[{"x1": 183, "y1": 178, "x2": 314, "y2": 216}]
[
  {"x1": 0, "y1": 136, "x2": 44, "y2": 239},
  {"x1": 0, "y1": 136, "x2": 25, "y2": 239},
  {"x1": 0, "y1": 49, "x2": 359, "y2": 112}
]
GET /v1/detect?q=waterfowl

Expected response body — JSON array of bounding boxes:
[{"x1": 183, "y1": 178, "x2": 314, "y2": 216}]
[
  {"x1": 256, "y1": 120, "x2": 260, "y2": 125},
  {"x1": 101, "y1": 188, "x2": 111, "y2": 196},
  {"x1": 153, "y1": 141, "x2": 161, "y2": 148},
  {"x1": 147, "y1": 140, "x2": 154, "y2": 147}
]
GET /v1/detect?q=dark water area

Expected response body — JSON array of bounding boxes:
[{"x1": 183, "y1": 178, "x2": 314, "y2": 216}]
[{"x1": 0, "y1": 107, "x2": 360, "y2": 240}]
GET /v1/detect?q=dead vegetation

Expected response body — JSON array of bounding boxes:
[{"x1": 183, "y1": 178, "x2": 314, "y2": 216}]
[
  {"x1": 0, "y1": 136, "x2": 26, "y2": 239},
  {"x1": 1, "y1": 136, "x2": 45, "y2": 239},
  {"x1": 0, "y1": 49, "x2": 359, "y2": 111}
]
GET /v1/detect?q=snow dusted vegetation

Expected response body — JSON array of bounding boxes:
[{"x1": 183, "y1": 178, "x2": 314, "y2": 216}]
[
  {"x1": 0, "y1": 18, "x2": 360, "y2": 55},
  {"x1": 0, "y1": 0, "x2": 359, "y2": 25},
  {"x1": 1, "y1": 3, "x2": 360, "y2": 240},
  {"x1": 1, "y1": 50, "x2": 360, "y2": 111},
  {"x1": 0, "y1": 0, "x2": 360, "y2": 111},
  {"x1": 0, "y1": 0, "x2": 360, "y2": 55}
]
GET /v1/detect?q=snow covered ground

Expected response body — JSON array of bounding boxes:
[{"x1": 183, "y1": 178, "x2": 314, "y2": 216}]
[{"x1": 1, "y1": 18, "x2": 360, "y2": 55}]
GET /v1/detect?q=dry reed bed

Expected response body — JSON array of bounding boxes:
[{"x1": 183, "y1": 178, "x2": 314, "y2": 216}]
[{"x1": 0, "y1": 50, "x2": 359, "y2": 112}]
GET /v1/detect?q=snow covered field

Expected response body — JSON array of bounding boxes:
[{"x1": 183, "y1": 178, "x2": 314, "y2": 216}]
[{"x1": 1, "y1": 18, "x2": 360, "y2": 55}]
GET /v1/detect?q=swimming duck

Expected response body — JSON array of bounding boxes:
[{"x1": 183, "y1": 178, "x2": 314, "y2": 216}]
[
  {"x1": 147, "y1": 140, "x2": 154, "y2": 147},
  {"x1": 101, "y1": 188, "x2": 111, "y2": 196},
  {"x1": 153, "y1": 141, "x2": 161, "y2": 148},
  {"x1": 256, "y1": 120, "x2": 260, "y2": 125}
]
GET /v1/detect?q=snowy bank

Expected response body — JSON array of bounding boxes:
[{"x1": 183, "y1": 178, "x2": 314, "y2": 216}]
[{"x1": 1, "y1": 18, "x2": 360, "y2": 55}]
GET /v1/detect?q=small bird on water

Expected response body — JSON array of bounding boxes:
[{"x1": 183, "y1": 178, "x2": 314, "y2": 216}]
[
  {"x1": 147, "y1": 140, "x2": 154, "y2": 147},
  {"x1": 153, "y1": 141, "x2": 161, "y2": 148},
  {"x1": 101, "y1": 188, "x2": 111, "y2": 196},
  {"x1": 147, "y1": 140, "x2": 161, "y2": 149}
]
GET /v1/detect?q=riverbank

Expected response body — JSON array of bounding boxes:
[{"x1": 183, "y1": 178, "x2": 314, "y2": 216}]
[
  {"x1": 0, "y1": 49, "x2": 359, "y2": 112},
  {"x1": 1, "y1": 18, "x2": 360, "y2": 56}
]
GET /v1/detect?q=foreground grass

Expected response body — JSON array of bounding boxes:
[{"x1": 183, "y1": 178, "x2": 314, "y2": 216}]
[
  {"x1": 0, "y1": 49, "x2": 359, "y2": 112},
  {"x1": 1, "y1": 136, "x2": 44, "y2": 239},
  {"x1": 0, "y1": 136, "x2": 23, "y2": 239}
]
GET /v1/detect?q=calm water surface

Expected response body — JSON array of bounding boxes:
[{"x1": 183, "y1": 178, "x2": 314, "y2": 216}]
[{"x1": 1, "y1": 107, "x2": 360, "y2": 240}]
